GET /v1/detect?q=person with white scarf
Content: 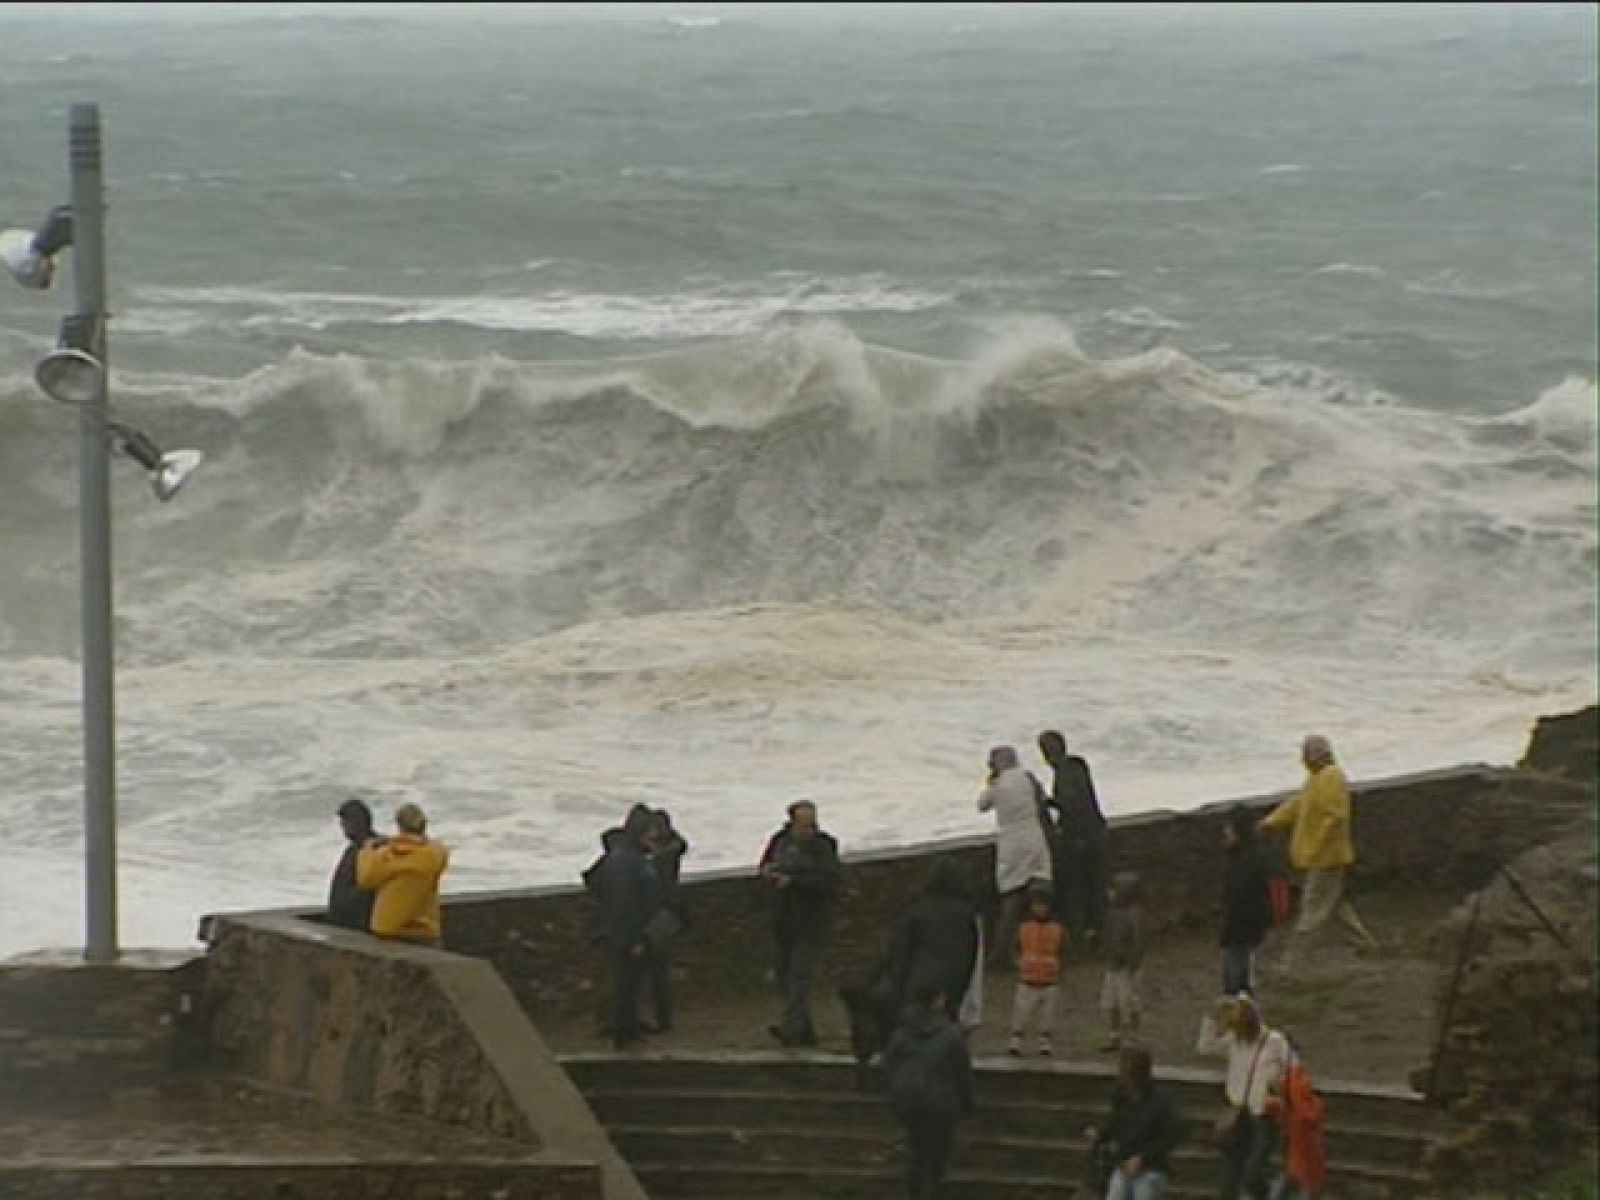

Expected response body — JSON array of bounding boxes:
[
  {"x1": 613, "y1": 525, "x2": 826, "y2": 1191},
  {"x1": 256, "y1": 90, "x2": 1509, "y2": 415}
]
[{"x1": 977, "y1": 744, "x2": 1054, "y2": 971}]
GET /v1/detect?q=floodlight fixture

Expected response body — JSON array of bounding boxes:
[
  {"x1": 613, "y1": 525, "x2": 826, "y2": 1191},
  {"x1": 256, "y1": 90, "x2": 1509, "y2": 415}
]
[
  {"x1": 108, "y1": 421, "x2": 204, "y2": 503},
  {"x1": 35, "y1": 346, "x2": 104, "y2": 408},
  {"x1": 0, "y1": 204, "x2": 73, "y2": 290}
]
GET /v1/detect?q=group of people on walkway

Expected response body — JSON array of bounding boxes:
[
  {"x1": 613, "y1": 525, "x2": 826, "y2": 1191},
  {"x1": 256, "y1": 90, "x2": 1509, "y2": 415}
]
[{"x1": 319, "y1": 727, "x2": 1376, "y2": 1200}]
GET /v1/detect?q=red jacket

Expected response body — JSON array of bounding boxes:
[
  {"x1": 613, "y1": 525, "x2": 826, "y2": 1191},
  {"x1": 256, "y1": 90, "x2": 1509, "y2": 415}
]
[{"x1": 1272, "y1": 1059, "x2": 1327, "y2": 1191}]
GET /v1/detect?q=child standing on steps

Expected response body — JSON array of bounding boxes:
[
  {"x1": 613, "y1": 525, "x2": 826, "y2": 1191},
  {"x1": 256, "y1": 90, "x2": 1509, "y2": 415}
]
[
  {"x1": 1099, "y1": 872, "x2": 1145, "y2": 1052},
  {"x1": 1008, "y1": 879, "x2": 1064, "y2": 1057}
]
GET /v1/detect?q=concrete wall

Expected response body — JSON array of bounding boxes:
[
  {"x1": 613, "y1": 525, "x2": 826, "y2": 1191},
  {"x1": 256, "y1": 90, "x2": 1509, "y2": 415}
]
[
  {"x1": 201, "y1": 913, "x2": 646, "y2": 1200},
  {"x1": 0, "y1": 949, "x2": 206, "y2": 1108},
  {"x1": 442, "y1": 763, "x2": 1595, "y2": 1018},
  {"x1": 0, "y1": 1161, "x2": 599, "y2": 1200}
]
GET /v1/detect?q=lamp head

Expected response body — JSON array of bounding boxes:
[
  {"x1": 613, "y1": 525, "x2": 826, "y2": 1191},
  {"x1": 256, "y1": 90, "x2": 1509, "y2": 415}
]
[
  {"x1": 1, "y1": 205, "x2": 73, "y2": 290},
  {"x1": 34, "y1": 348, "x2": 104, "y2": 407},
  {"x1": 152, "y1": 448, "x2": 203, "y2": 502}
]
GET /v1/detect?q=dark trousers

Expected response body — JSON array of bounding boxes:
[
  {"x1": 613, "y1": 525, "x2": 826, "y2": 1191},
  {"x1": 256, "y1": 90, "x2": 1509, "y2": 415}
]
[
  {"x1": 609, "y1": 944, "x2": 644, "y2": 1048},
  {"x1": 992, "y1": 887, "x2": 1031, "y2": 969},
  {"x1": 1061, "y1": 837, "x2": 1107, "y2": 938},
  {"x1": 775, "y1": 932, "x2": 822, "y2": 1039},
  {"x1": 1221, "y1": 945, "x2": 1255, "y2": 997},
  {"x1": 901, "y1": 1109, "x2": 956, "y2": 1200},
  {"x1": 644, "y1": 939, "x2": 674, "y2": 1031},
  {"x1": 1220, "y1": 1111, "x2": 1278, "y2": 1200}
]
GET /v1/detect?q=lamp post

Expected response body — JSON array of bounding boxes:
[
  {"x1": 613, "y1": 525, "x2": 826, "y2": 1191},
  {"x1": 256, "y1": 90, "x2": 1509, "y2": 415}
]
[
  {"x1": 3, "y1": 104, "x2": 202, "y2": 964},
  {"x1": 69, "y1": 101, "x2": 118, "y2": 965}
]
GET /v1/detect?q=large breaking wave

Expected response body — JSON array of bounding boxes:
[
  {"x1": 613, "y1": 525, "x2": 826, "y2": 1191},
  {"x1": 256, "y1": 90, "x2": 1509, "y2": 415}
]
[{"x1": 1, "y1": 321, "x2": 1593, "y2": 682}]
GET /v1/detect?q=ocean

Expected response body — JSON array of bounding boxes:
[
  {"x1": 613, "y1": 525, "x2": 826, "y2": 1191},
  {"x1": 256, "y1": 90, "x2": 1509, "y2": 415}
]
[{"x1": 0, "y1": 2, "x2": 1594, "y2": 957}]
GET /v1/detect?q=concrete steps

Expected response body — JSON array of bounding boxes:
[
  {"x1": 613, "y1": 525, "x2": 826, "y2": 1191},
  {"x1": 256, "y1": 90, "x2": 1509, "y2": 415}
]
[{"x1": 562, "y1": 1052, "x2": 1440, "y2": 1200}]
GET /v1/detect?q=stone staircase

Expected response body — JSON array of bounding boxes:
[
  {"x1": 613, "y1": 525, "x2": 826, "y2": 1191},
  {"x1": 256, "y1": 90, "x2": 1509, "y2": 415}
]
[{"x1": 561, "y1": 1052, "x2": 1441, "y2": 1200}]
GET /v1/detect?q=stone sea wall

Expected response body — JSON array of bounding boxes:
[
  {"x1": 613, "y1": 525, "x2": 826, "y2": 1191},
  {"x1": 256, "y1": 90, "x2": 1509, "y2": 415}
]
[
  {"x1": 442, "y1": 760, "x2": 1594, "y2": 1020},
  {"x1": 201, "y1": 912, "x2": 646, "y2": 1200}
]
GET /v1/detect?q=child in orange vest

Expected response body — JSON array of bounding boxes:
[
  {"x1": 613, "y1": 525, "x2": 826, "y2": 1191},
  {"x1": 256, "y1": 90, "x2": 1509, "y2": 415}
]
[{"x1": 1007, "y1": 879, "x2": 1065, "y2": 1057}]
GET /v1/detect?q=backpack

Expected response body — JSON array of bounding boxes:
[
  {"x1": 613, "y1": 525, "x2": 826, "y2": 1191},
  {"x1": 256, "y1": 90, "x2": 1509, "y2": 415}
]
[{"x1": 1267, "y1": 875, "x2": 1292, "y2": 926}]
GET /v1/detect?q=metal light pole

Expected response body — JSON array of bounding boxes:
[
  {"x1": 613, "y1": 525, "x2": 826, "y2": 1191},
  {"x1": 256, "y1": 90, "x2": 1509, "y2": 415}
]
[{"x1": 68, "y1": 102, "x2": 117, "y2": 964}]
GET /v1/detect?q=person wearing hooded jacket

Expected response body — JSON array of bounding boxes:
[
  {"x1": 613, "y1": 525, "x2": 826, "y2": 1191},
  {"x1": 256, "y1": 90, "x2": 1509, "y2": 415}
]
[
  {"x1": 356, "y1": 802, "x2": 450, "y2": 945},
  {"x1": 884, "y1": 856, "x2": 981, "y2": 1023},
  {"x1": 1220, "y1": 805, "x2": 1273, "y2": 996},
  {"x1": 588, "y1": 806, "x2": 663, "y2": 1050},
  {"x1": 885, "y1": 980, "x2": 975, "y2": 1200}
]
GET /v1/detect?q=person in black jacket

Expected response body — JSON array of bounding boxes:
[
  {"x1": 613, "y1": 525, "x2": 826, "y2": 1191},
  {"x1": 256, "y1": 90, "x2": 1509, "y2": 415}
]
[
  {"x1": 587, "y1": 807, "x2": 662, "y2": 1050},
  {"x1": 640, "y1": 807, "x2": 689, "y2": 1034},
  {"x1": 885, "y1": 980, "x2": 975, "y2": 1200},
  {"x1": 1039, "y1": 729, "x2": 1109, "y2": 944},
  {"x1": 886, "y1": 856, "x2": 981, "y2": 1023},
  {"x1": 1084, "y1": 1046, "x2": 1181, "y2": 1200},
  {"x1": 759, "y1": 801, "x2": 841, "y2": 1047},
  {"x1": 1220, "y1": 805, "x2": 1273, "y2": 996},
  {"x1": 326, "y1": 799, "x2": 378, "y2": 932}
]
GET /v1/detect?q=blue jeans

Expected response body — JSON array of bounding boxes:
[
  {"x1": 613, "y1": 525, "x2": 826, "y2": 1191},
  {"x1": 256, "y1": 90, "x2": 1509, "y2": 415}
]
[
  {"x1": 1106, "y1": 1167, "x2": 1167, "y2": 1200},
  {"x1": 1221, "y1": 945, "x2": 1255, "y2": 996}
]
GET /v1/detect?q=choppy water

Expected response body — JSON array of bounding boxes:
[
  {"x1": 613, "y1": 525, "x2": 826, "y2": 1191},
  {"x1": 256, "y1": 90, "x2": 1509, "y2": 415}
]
[{"x1": 0, "y1": 3, "x2": 1594, "y2": 956}]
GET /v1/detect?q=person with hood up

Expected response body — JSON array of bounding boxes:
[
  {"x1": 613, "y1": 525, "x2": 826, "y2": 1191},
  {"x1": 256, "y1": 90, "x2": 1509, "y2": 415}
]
[
  {"x1": 884, "y1": 856, "x2": 981, "y2": 1023},
  {"x1": 1258, "y1": 735, "x2": 1379, "y2": 975},
  {"x1": 356, "y1": 802, "x2": 450, "y2": 945},
  {"x1": 1219, "y1": 805, "x2": 1273, "y2": 996},
  {"x1": 977, "y1": 745, "x2": 1053, "y2": 971},
  {"x1": 885, "y1": 980, "x2": 975, "y2": 1200},
  {"x1": 327, "y1": 798, "x2": 378, "y2": 932},
  {"x1": 589, "y1": 805, "x2": 663, "y2": 1050}
]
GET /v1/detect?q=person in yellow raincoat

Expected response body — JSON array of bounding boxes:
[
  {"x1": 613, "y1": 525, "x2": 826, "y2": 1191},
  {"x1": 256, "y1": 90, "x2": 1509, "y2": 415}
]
[
  {"x1": 357, "y1": 802, "x2": 450, "y2": 945},
  {"x1": 1258, "y1": 735, "x2": 1379, "y2": 975}
]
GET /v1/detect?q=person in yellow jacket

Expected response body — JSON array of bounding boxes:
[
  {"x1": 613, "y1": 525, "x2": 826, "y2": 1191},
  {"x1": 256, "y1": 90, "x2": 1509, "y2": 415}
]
[
  {"x1": 356, "y1": 802, "x2": 450, "y2": 945},
  {"x1": 1258, "y1": 735, "x2": 1379, "y2": 975}
]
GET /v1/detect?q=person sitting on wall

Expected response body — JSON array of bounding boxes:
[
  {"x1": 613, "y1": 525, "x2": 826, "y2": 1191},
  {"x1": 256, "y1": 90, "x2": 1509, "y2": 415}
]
[
  {"x1": 326, "y1": 798, "x2": 379, "y2": 932},
  {"x1": 356, "y1": 802, "x2": 450, "y2": 947},
  {"x1": 760, "y1": 800, "x2": 841, "y2": 1048}
]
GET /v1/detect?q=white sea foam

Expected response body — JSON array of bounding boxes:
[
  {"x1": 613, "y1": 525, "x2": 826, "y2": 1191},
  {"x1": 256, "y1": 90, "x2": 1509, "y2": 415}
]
[{"x1": 129, "y1": 275, "x2": 953, "y2": 341}]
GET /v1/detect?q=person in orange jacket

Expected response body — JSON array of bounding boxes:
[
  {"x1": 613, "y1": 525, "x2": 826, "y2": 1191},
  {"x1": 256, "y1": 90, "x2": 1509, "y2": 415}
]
[
  {"x1": 1268, "y1": 1040, "x2": 1327, "y2": 1199},
  {"x1": 356, "y1": 802, "x2": 450, "y2": 945},
  {"x1": 1007, "y1": 879, "x2": 1064, "y2": 1057}
]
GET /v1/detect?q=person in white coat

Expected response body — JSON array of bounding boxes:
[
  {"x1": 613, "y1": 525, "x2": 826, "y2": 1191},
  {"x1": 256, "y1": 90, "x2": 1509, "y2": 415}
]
[{"x1": 977, "y1": 745, "x2": 1054, "y2": 971}]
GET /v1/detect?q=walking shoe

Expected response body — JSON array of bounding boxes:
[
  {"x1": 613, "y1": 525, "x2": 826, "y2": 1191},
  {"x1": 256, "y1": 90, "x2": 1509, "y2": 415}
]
[
  {"x1": 1007, "y1": 1037, "x2": 1023, "y2": 1057},
  {"x1": 1039, "y1": 1039, "x2": 1054, "y2": 1057}
]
